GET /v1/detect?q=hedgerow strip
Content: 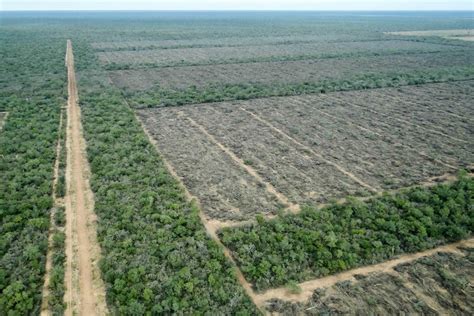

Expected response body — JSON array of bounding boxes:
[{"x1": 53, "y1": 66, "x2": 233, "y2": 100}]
[
  {"x1": 219, "y1": 173, "x2": 473, "y2": 292},
  {"x1": 129, "y1": 66, "x2": 474, "y2": 108},
  {"x1": 76, "y1": 42, "x2": 259, "y2": 314}
]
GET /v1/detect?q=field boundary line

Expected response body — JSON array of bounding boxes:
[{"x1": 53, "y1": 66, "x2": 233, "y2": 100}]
[
  {"x1": 239, "y1": 107, "x2": 378, "y2": 193},
  {"x1": 40, "y1": 108, "x2": 64, "y2": 315},
  {"x1": 64, "y1": 40, "x2": 109, "y2": 316},
  {"x1": 323, "y1": 94, "x2": 467, "y2": 144},
  {"x1": 132, "y1": 111, "x2": 264, "y2": 313},
  {"x1": 253, "y1": 238, "x2": 474, "y2": 305},
  {"x1": 389, "y1": 270, "x2": 451, "y2": 314},
  {"x1": 321, "y1": 94, "x2": 460, "y2": 170},
  {"x1": 211, "y1": 171, "x2": 473, "y2": 230},
  {"x1": 179, "y1": 110, "x2": 300, "y2": 212},
  {"x1": 0, "y1": 111, "x2": 9, "y2": 131}
]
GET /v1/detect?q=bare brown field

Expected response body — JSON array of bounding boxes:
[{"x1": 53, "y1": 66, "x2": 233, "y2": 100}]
[
  {"x1": 91, "y1": 34, "x2": 383, "y2": 51},
  {"x1": 136, "y1": 81, "x2": 472, "y2": 222},
  {"x1": 97, "y1": 40, "x2": 449, "y2": 67},
  {"x1": 265, "y1": 245, "x2": 474, "y2": 315},
  {"x1": 388, "y1": 29, "x2": 474, "y2": 42},
  {"x1": 109, "y1": 51, "x2": 471, "y2": 91}
]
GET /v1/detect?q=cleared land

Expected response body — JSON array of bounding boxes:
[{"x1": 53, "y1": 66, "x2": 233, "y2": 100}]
[
  {"x1": 98, "y1": 40, "x2": 451, "y2": 67},
  {"x1": 266, "y1": 245, "x2": 474, "y2": 314},
  {"x1": 91, "y1": 34, "x2": 386, "y2": 51},
  {"x1": 137, "y1": 81, "x2": 472, "y2": 222},
  {"x1": 109, "y1": 51, "x2": 472, "y2": 91},
  {"x1": 388, "y1": 29, "x2": 474, "y2": 42}
]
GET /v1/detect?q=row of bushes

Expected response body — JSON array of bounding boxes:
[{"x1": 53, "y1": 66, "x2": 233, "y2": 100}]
[
  {"x1": 47, "y1": 206, "x2": 66, "y2": 315},
  {"x1": 104, "y1": 48, "x2": 451, "y2": 70},
  {"x1": 219, "y1": 172, "x2": 473, "y2": 291},
  {"x1": 75, "y1": 41, "x2": 259, "y2": 314},
  {"x1": 129, "y1": 66, "x2": 474, "y2": 108}
]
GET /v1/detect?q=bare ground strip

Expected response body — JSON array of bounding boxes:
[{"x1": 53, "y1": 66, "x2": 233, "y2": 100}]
[
  {"x1": 0, "y1": 112, "x2": 9, "y2": 131},
  {"x1": 64, "y1": 40, "x2": 108, "y2": 316}
]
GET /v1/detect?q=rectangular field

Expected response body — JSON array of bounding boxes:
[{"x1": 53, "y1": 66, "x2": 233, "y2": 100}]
[
  {"x1": 137, "y1": 81, "x2": 473, "y2": 222},
  {"x1": 110, "y1": 51, "x2": 472, "y2": 91},
  {"x1": 97, "y1": 40, "x2": 450, "y2": 67}
]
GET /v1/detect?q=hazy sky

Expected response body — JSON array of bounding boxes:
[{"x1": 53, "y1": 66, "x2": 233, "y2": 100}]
[{"x1": 1, "y1": 0, "x2": 473, "y2": 11}]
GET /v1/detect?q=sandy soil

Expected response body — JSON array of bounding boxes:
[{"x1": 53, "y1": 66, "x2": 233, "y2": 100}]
[{"x1": 64, "y1": 40, "x2": 108, "y2": 316}]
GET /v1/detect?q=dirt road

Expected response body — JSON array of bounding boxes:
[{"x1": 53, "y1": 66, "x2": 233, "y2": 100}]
[{"x1": 64, "y1": 40, "x2": 108, "y2": 316}]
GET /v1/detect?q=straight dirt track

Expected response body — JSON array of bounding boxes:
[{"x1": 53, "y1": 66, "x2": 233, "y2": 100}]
[{"x1": 64, "y1": 40, "x2": 108, "y2": 316}]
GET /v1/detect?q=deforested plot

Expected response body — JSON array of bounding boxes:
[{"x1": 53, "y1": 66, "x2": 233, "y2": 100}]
[
  {"x1": 183, "y1": 104, "x2": 369, "y2": 204},
  {"x1": 320, "y1": 93, "x2": 473, "y2": 167},
  {"x1": 239, "y1": 96, "x2": 449, "y2": 190},
  {"x1": 109, "y1": 51, "x2": 472, "y2": 91},
  {"x1": 97, "y1": 40, "x2": 450, "y2": 67},
  {"x1": 91, "y1": 34, "x2": 383, "y2": 51},
  {"x1": 265, "y1": 248, "x2": 474, "y2": 315},
  {"x1": 136, "y1": 108, "x2": 282, "y2": 221},
  {"x1": 331, "y1": 88, "x2": 473, "y2": 142},
  {"x1": 392, "y1": 81, "x2": 474, "y2": 118},
  {"x1": 135, "y1": 82, "x2": 473, "y2": 222},
  {"x1": 394, "y1": 250, "x2": 474, "y2": 313}
]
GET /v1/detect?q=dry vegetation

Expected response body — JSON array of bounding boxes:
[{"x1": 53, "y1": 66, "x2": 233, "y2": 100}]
[{"x1": 137, "y1": 81, "x2": 473, "y2": 222}]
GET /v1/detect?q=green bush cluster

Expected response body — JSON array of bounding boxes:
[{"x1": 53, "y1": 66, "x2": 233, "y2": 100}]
[
  {"x1": 130, "y1": 66, "x2": 474, "y2": 108},
  {"x1": 76, "y1": 43, "x2": 258, "y2": 314},
  {"x1": 104, "y1": 48, "x2": 450, "y2": 71},
  {"x1": 219, "y1": 173, "x2": 473, "y2": 291}
]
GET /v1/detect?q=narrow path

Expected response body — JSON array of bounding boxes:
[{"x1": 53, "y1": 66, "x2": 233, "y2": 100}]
[
  {"x1": 0, "y1": 112, "x2": 9, "y2": 131},
  {"x1": 253, "y1": 238, "x2": 473, "y2": 305},
  {"x1": 40, "y1": 109, "x2": 64, "y2": 315},
  {"x1": 64, "y1": 40, "x2": 108, "y2": 316}
]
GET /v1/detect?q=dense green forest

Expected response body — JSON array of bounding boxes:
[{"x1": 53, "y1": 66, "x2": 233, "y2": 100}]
[{"x1": 0, "y1": 32, "x2": 66, "y2": 313}]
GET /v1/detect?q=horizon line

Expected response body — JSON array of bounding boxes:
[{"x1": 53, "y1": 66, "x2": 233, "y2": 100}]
[{"x1": 1, "y1": 9, "x2": 474, "y2": 12}]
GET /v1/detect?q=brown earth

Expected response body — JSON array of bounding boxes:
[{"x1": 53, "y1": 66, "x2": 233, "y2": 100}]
[{"x1": 64, "y1": 40, "x2": 108, "y2": 316}]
